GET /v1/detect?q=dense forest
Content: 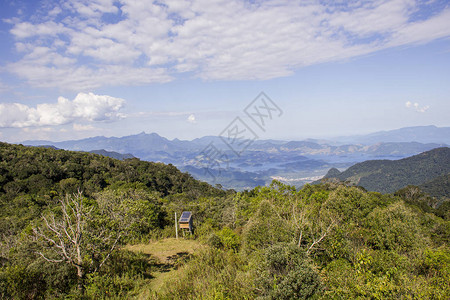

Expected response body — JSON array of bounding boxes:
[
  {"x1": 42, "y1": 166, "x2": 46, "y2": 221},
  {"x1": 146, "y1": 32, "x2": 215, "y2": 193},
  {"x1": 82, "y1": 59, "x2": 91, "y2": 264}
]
[
  {"x1": 322, "y1": 147, "x2": 450, "y2": 194},
  {"x1": 0, "y1": 142, "x2": 449, "y2": 299}
]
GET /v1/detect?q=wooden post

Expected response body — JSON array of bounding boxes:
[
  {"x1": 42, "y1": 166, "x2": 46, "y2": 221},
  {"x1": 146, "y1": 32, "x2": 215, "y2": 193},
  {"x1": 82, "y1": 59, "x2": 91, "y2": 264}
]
[{"x1": 175, "y1": 212, "x2": 178, "y2": 239}]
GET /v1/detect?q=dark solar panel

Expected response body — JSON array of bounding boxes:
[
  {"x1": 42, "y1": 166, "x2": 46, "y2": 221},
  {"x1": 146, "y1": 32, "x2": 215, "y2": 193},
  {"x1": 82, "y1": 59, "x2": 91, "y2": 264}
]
[{"x1": 179, "y1": 211, "x2": 191, "y2": 222}]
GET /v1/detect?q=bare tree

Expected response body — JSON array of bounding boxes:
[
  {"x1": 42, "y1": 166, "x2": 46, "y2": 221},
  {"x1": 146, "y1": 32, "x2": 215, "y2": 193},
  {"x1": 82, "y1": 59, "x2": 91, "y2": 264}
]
[
  {"x1": 32, "y1": 191, "x2": 120, "y2": 294},
  {"x1": 292, "y1": 199, "x2": 339, "y2": 256},
  {"x1": 305, "y1": 218, "x2": 337, "y2": 255}
]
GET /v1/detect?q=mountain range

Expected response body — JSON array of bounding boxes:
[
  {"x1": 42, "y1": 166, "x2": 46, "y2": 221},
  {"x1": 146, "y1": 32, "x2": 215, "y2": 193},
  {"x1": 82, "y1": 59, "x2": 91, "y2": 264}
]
[
  {"x1": 22, "y1": 125, "x2": 450, "y2": 189},
  {"x1": 335, "y1": 125, "x2": 450, "y2": 145}
]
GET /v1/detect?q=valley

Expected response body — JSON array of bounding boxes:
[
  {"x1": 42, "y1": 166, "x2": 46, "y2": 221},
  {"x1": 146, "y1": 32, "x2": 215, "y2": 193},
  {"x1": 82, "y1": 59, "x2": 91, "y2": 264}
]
[{"x1": 24, "y1": 125, "x2": 450, "y2": 190}]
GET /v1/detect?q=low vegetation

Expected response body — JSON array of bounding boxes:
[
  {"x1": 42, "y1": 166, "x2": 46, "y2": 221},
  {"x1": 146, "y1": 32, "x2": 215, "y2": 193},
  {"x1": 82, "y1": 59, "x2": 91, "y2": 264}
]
[{"x1": 0, "y1": 143, "x2": 448, "y2": 299}]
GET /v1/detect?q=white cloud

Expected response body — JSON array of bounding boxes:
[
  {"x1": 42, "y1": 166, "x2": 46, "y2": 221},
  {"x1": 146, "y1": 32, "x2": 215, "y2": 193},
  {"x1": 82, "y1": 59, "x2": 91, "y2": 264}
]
[
  {"x1": 8, "y1": 60, "x2": 172, "y2": 91},
  {"x1": 416, "y1": 105, "x2": 430, "y2": 113},
  {"x1": 187, "y1": 114, "x2": 197, "y2": 124},
  {"x1": 70, "y1": 92, "x2": 125, "y2": 121},
  {"x1": 405, "y1": 101, "x2": 429, "y2": 113},
  {"x1": 22, "y1": 127, "x2": 55, "y2": 133},
  {"x1": 4, "y1": 0, "x2": 450, "y2": 88},
  {"x1": 0, "y1": 92, "x2": 125, "y2": 128},
  {"x1": 73, "y1": 123, "x2": 96, "y2": 131},
  {"x1": 134, "y1": 111, "x2": 191, "y2": 117},
  {"x1": 10, "y1": 21, "x2": 69, "y2": 39},
  {"x1": 66, "y1": 0, "x2": 119, "y2": 17},
  {"x1": 20, "y1": 127, "x2": 57, "y2": 141}
]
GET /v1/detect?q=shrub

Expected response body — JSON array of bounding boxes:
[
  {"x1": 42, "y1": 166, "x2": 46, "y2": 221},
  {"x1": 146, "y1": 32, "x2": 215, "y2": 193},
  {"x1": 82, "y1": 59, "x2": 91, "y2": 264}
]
[
  {"x1": 85, "y1": 273, "x2": 138, "y2": 299},
  {"x1": 207, "y1": 233, "x2": 223, "y2": 249},
  {"x1": 242, "y1": 201, "x2": 293, "y2": 253},
  {"x1": 217, "y1": 227, "x2": 241, "y2": 251},
  {"x1": 158, "y1": 248, "x2": 253, "y2": 299},
  {"x1": 365, "y1": 202, "x2": 426, "y2": 252},
  {"x1": 255, "y1": 243, "x2": 321, "y2": 299}
]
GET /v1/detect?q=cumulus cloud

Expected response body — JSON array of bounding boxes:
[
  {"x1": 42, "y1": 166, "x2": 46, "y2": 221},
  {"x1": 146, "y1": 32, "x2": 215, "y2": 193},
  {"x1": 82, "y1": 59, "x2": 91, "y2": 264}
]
[
  {"x1": 0, "y1": 92, "x2": 125, "y2": 128},
  {"x1": 187, "y1": 114, "x2": 197, "y2": 124},
  {"x1": 4, "y1": 0, "x2": 450, "y2": 89},
  {"x1": 405, "y1": 101, "x2": 429, "y2": 113}
]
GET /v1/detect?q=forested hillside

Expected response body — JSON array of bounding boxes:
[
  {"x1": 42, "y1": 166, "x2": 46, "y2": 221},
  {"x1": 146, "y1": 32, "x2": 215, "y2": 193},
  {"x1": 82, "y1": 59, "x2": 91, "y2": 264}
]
[
  {"x1": 88, "y1": 149, "x2": 135, "y2": 160},
  {"x1": 0, "y1": 142, "x2": 449, "y2": 299},
  {"x1": 420, "y1": 173, "x2": 450, "y2": 199},
  {"x1": 322, "y1": 147, "x2": 450, "y2": 194},
  {"x1": 0, "y1": 142, "x2": 221, "y2": 199}
]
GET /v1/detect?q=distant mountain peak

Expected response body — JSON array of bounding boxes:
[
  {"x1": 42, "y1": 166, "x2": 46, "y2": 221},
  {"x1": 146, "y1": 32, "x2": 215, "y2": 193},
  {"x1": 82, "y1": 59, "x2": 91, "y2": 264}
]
[
  {"x1": 336, "y1": 125, "x2": 450, "y2": 145},
  {"x1": 324, "y1": 168, "x2": 341, "y2": 178},
  {"x1": 89, "y1": 149, "x2": 135, "y2": 160}
]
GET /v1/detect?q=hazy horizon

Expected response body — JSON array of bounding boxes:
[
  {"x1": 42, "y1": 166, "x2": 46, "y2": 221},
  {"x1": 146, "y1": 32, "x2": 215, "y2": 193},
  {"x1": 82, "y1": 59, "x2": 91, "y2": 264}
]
[{"x1": 15, "y1": 124, "x2": 449, "y2": 145}]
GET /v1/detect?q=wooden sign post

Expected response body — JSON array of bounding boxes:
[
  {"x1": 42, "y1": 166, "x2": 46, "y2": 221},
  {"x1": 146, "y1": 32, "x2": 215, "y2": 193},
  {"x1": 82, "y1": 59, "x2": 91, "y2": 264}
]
[{"x1": 175, "y1": 212, "x2": 178, "y2": 239}]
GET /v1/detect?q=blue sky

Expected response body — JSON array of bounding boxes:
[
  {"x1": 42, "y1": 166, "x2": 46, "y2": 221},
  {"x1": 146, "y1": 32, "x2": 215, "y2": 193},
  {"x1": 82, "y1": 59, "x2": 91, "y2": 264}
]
[{"x1": 0, "y1": 0, "x2": 449, "y2": 142}]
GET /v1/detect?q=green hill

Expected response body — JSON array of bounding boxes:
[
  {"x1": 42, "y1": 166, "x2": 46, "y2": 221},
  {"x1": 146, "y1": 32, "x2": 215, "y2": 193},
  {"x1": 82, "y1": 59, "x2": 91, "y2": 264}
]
[
  {"x1": 420, "y1": 173, "x2": 450, "y2": 199},
  {"x1": 0, "y1": 142, "x2": 222, "y2": 199},
  {"x1": 322, "y1": 147, "x2": 450, "y2": 194},
  {"x1": 88, "y1": 149, "x2": 135, "y2": 160}
]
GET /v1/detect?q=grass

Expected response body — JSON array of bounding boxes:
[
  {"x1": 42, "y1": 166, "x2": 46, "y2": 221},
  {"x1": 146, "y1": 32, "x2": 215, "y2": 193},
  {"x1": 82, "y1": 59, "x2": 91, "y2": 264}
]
[
  {"x1": 126, "y1": 238, "x2": 205, "y2": 298},
  {"x1": 127, "y1": 238, "x2": 204, "y2": 263}
]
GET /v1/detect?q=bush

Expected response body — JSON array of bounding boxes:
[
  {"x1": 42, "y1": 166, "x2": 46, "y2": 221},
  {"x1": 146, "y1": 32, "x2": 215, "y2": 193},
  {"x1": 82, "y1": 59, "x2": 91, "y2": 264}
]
[
  {"x1": 242, "y1": 201, "x2": 293, "y2": 253},
  {"x1": 158, "y1": 248, "x2": 253, "y2": 299},
  {"x1": 0, "y1": 265, "x2": 46, "y2": 299},
  {"x1": 273, "y1": 267, "x2": 321, "y2": 300},
  {"x1": 255, "y1": 243, "x2": 321, "y2": 299},
  {"x1": 217, "y1": 227, "x2": 241, "y2": 251},
  {"x1": 207, "y1": 233, "x2": 223, "y2": 249},
  {"x1": 85, "y1": 273, "x2": 138, "y2": 299},
  {"x1": 366, "y1": 202, "x2": 426, "y2": 252}
]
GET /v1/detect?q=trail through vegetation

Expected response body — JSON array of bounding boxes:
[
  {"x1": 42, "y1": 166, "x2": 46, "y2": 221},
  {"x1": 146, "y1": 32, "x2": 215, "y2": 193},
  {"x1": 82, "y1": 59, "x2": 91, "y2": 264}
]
[{"x1": 127, "y1": 238, "x2": 204, "y2": 295}]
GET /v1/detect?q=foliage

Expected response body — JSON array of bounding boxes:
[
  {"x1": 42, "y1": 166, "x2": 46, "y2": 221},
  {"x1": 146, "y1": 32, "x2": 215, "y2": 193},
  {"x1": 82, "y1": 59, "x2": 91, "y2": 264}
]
[
  {"x1": 365, "y1": 202, "x2": 426, "y2": 252},
  {"x1": 84, "y1": 251, "x2": 151, "y2": 299},
  {"x1": 32, "y1": 192, "x2": 125, "y2": 295},
  {"x1": 157, "y1": 248, "x2": 252, "y2": 299},
  {"x1": 0, "y1": 142, "x2": 449, "y2": 299},
  {"x1": 208, "y1": 227, "x2": 241, "y2": 251},
  {"x1": 254, "y1": 243, "x2": 321, "y2": 299},
  {"x1": 420, "y1": 173, "x2": 450, "y2": 200},
  {"x1": 0, "y1": 142, "x2": 224, "y2": 297},
  {"x1": 0, "y1": 265, "x2": 46, "y2": 299},
  {"x1": 242, "y1": 200, "x2": 294, "y2": 253},
  {"x1": 94, "y1": 188, "x2": 166, "y2": 242},
  {"x1": 0, "y1": 142, "x2": 224, "y2": 201}
]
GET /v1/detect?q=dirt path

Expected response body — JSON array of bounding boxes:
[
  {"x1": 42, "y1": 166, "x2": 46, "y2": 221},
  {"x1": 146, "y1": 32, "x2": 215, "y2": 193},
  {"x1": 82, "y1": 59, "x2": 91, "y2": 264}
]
[{"x1": 126, "y1": 238, "x2": 204, "y2": 297}]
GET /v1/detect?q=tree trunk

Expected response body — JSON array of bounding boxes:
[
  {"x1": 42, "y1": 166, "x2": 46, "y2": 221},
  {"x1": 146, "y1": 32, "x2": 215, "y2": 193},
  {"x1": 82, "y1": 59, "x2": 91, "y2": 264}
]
[
  {"x1": 76, "y1": 265, "x2": 85, "y2": 295},
  {"x1": 76, "y1": 206, "x2": 84, "y2": 295}
]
